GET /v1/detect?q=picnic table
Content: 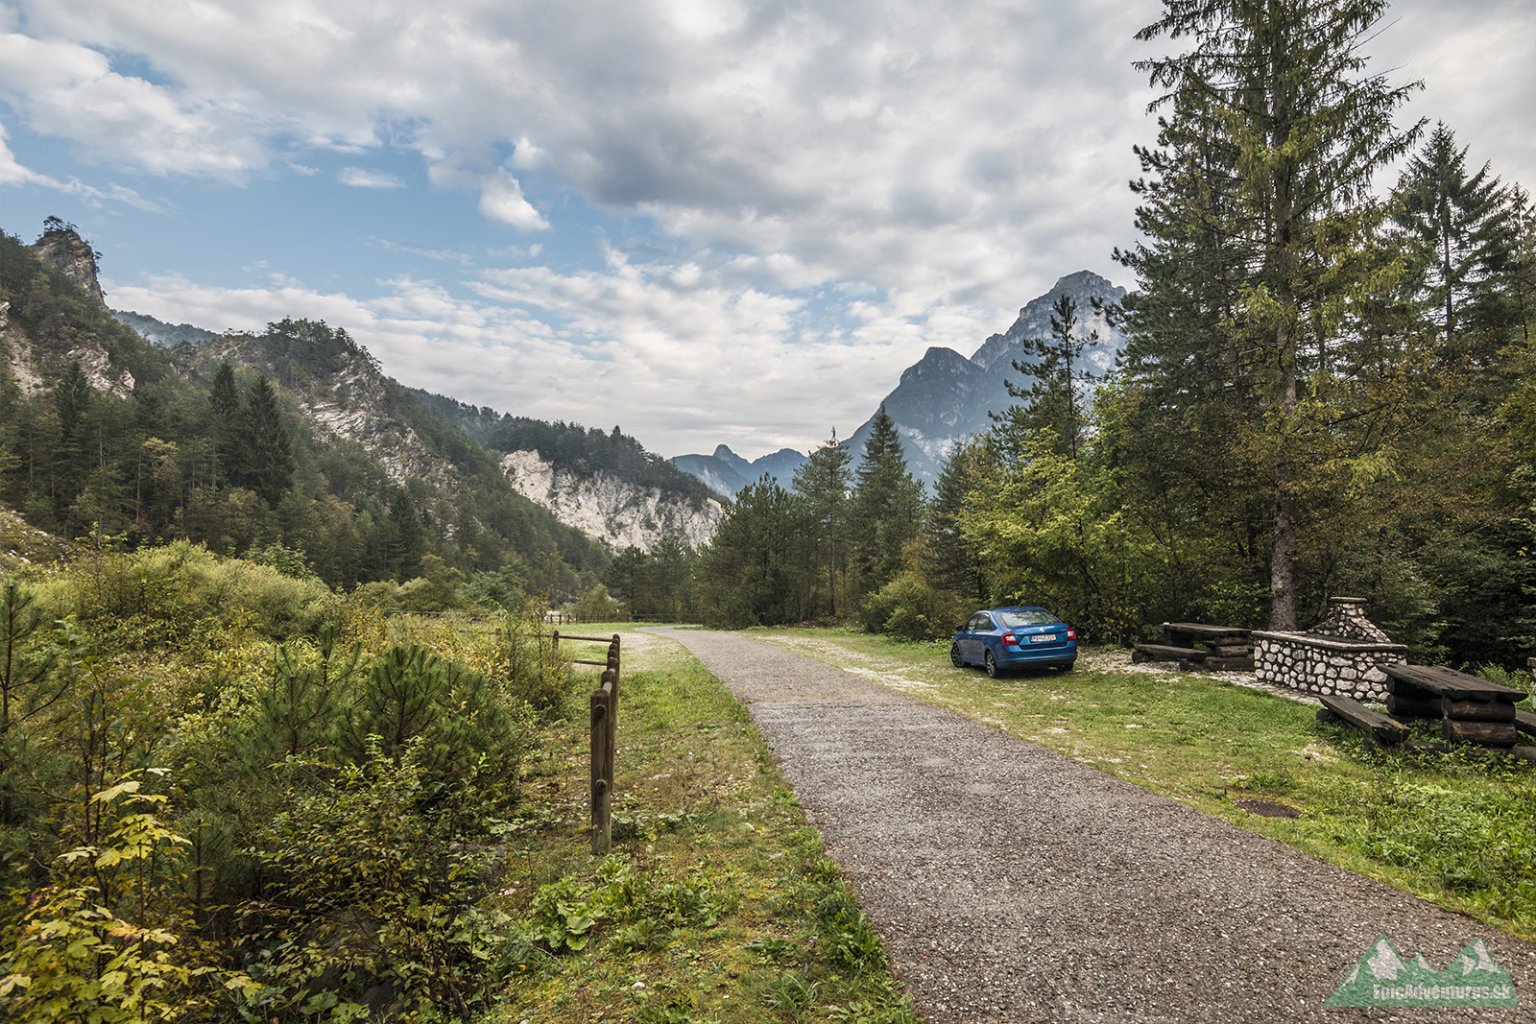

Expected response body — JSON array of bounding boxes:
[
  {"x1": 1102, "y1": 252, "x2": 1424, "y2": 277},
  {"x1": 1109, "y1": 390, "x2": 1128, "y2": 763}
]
[
  {"x1": 1383, "y1": 664, "x2": 1527, "y2": 747},
  {"x1": 1132, "y1": 622, "x2": 1253, "y2": 671}
]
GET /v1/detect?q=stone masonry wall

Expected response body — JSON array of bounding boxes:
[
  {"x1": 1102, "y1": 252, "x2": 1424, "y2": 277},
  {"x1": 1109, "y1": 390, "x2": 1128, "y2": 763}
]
[{"x1": 1252, "y1": 631, "x2": 1407, "y2": 701}]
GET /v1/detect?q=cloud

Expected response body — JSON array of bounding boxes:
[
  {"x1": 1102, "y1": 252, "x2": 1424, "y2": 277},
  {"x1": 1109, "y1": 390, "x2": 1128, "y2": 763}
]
[
  {"x1": 0, "y1": 121, "x2": 164, "y2": 210},
  {"x1": 8, "y1": 0, "x2": 1528, "y2": 310},
  {"x1": 337, "y1": 166, "x2": 405, "y2": 189},
  {"x1": 0, "y1": 29, "x2": 270, "y2": 179},
  {"x1": 104, "y1": 248, "x2": 996, "y2": 456},
  {"x1": 478, "y1": 169, "x2": 548, "y2": 231}
]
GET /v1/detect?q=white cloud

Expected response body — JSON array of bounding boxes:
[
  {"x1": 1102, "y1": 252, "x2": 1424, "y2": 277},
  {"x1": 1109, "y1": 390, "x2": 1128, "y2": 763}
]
[
  {"x1": 478, "y1": 168, "x2": 548, "y2": 231},
  {"x1": 337, "y1": 166, "x2": 405, "y2": 189},
  {"x1": 0, "y1": 121, "x2": 163, "y2": 210},
  {"x1": 0, "y1": 29, "x2": 270, "y2": 179},
  {"x1": 11, "y1": 0, "x2": 1535, "y2": 455}
]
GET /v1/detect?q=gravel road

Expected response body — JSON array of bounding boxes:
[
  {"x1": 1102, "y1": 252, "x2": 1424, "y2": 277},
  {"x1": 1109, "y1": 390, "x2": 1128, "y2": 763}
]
[{"x1": 650, "y1": 628, "x2": 1536, "y2": 1023}]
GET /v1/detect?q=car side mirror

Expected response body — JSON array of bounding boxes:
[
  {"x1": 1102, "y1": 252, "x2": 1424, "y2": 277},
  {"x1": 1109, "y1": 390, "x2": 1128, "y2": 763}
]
[{"x1": 956, "y1": 625, "x2": 967, "y2": 633}]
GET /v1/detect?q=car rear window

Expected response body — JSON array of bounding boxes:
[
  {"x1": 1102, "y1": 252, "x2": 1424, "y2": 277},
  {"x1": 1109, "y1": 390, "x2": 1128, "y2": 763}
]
[{"x1": 997, "y1": 610, "x2": 1061, "y2": 628}]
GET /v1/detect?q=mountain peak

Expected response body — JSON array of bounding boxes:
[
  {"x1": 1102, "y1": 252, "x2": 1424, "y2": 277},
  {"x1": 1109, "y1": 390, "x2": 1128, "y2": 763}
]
[
  {"x1": 31, "y1": 220, "x2": 105, "y2": 307},
  {"x1": 1052, "y1": 269, "x2": 1117, "y2": 294}
]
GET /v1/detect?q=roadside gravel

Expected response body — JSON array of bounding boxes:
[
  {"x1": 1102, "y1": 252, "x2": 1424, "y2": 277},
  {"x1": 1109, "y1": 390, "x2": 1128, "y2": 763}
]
[{"x1": 651, "y1": 627, "x2": 1536, "y2": 1023}]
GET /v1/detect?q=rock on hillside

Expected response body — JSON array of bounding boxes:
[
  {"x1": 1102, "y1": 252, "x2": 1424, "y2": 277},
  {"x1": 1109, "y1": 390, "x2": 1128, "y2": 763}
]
[
  {"x1": 31, "y1": 222, "x2": 105, "y2": 307},
  {"x1": 501, "y1": 449, "x2": 724, "y2": 550},
  {"x1": 4, "y1": 225, "x2": 137, "y2": 398},
  {"x1": 194, "y1": 320, "x2": 449, "y2": 486}
]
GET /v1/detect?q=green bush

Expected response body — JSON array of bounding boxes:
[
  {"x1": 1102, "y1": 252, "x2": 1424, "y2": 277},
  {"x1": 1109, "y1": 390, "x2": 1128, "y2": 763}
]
[
  {"x1": 36, "y1": 541, "x2": 337, "y2": 639},
  {"x1": 860, "y1": 571, "x2": 971, "y2": 641},
  {"x1": 239, "y1": 745, "x2": 511, "y2": 1021},
  {"x1": 343, "y1": 644, "x2": 529, "y2": 811}
]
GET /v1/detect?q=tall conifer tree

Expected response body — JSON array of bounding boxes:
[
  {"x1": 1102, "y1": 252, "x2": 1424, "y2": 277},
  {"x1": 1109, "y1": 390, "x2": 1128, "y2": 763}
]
[
  {"x1": 1392, "y1": 122, "x2": 1519, "y2": 355},
  {"x1": 792, "y1": 430, "x2": 852, "y2": 616},
  {"x1": 1122, "y1": 0, "x2": 1421, "y2": 629},
  {"x1": 850, "y1": 406, "x2": 922, "y2": 600}
]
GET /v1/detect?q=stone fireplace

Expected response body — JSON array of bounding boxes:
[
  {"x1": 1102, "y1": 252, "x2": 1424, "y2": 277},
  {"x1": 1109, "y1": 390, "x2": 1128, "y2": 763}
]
[{"x1": 1253, "y1": 597, "x2": 1407, "y2": 700}]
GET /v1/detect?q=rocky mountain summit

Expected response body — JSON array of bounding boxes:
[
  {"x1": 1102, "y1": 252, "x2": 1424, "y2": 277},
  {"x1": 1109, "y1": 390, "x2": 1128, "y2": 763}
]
[
  {"x1": 670, "y1": 270, "x2": 1127, "y2": 494},
  {"x1": 671, "y1": 445, "x2": 809, "y2": 498},
  {"x1": 31, "y1": 219, "x2": 106, "y2": 306},
  {"x1": 3, "y1": 223, "x2": 137, "y2": 398},
  {"x1": 840, "y1": 269, "x2": 1126, "y2": 487}
]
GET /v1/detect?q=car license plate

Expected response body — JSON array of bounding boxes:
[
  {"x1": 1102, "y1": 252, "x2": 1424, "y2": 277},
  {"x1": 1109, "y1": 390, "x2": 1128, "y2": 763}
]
[{"x1": 1030, "y1": 633, "x2": 1055, "y2": 643}]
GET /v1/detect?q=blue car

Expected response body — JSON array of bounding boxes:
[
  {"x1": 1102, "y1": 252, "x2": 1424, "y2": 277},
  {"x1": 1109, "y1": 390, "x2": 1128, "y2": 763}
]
[{"x1": 951, "y1": 606, "x2": 1077, "y2": 676}]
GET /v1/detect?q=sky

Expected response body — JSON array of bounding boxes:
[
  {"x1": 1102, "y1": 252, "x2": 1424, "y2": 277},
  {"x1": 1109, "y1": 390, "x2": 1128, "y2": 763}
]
[{"x1": 1, "y1": 0, "x2": 1532, "y2": 459}]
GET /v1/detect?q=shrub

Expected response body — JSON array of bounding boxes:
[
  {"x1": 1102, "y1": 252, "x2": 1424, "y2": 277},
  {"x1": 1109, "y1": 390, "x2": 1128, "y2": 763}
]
[
  {"x1": 239, "y1": 746, "x2": 511, "y2": 1020},
  {"x1": 342, "y1": 644, "x2": 529, "y2": 811},
  {"x1": 860, "y1": 571, "x2": 971, "y2": 641},
  {"x1": 36, "y1": 541, "x2": 337, "y2": 639},
  {"x1": 0, "y1": 773, "x2": 259, "y2": 1023}
]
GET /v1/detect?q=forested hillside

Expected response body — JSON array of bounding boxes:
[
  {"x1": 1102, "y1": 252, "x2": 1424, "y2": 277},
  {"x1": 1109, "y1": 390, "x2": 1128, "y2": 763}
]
[
  {"x1": 684, "y1": 10, "x2": 1536, "y2": 669},
  {"x1": 0, "y1": 226, "x2": 607, "y2": 601},
  {"x1": 413, "y1": 390, "x2": 718, "y2": 508}
]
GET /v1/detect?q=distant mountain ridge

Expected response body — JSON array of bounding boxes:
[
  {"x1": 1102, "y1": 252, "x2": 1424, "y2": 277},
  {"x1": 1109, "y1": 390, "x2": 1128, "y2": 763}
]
[
  {"x1": 669, "y1": 270, "x2": 1127, "y2": 494},
  {"x1": 671, "y1": 444, "x2": 809, "y2": 498},
  {"x1": 113, "y1": 309, "x2": 219, "y2": 347}
]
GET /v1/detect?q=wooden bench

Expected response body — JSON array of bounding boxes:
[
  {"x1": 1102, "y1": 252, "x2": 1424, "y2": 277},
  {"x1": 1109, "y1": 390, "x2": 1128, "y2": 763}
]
[
  {"x1": 1132, "y1": 644, "x2": 1207, "y2": 664},
  {"x1": 1515, "y1": 709, "x2": 1536, "y2": 739},
  {"x1": 1139, "y1": 622, "x2": 1254, "y2": 671},
  {"x1": 1317, "y1": 694, "x2": 1409, "y2": 746}
]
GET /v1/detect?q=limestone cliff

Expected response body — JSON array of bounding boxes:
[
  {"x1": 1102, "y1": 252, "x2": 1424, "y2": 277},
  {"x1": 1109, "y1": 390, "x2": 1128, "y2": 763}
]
[
  {"x1": 500, "y1": 449, "x2": 722, "y2": 551},
  {"x1": 31, "y1": 222, "x2": 106, "y2": 307}
]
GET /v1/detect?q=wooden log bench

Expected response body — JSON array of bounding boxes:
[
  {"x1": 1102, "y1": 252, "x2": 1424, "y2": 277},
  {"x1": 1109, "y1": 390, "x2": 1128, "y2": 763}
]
[
  {"x1": 1139, "y1": 623, "x2": 1254, "y2": 671},
  {"x1": 1383, "y1": 664, "x2": 1527, "y2": 748},
  {"x1": 1132, "y1": 644, "x2": 1207, "y2": 664},
  {"x1": 1317, "y1": 694, "x2": 1409, "y2": 746},
  {"x1": 1515, "y1": 709, "x2": 1536, "y2": 739}
]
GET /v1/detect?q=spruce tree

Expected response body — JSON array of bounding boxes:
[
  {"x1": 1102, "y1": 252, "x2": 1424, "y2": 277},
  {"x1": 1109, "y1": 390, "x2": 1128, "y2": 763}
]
[
  {"x1": 238, "y1": 375, "x2": 294, "y2": 505},
  {"x1": 1004, "y1": 294, "x2": 1102, "y2": 461},
  {"x1": 52, "y1": 360, "x2": 92, "y2": 512},
  {"x1": 1391, "y1": 122, "x2": 1519, "y2": 355},
  {"x1": 1123, "y1": 0, "x2": 1421, "y2": 629},
  {"x1": 792, "y1": 430, "x2": 853, "y2": 616},
  {"x1": 924, "y1": 443, "x2": 987, "y2": 601},
  {"x1": 208, "y1": 360, "x2": 243, "y2": 486},
  {"x1": 850, "y1": 406, "x2": 922, "y2": 600}
]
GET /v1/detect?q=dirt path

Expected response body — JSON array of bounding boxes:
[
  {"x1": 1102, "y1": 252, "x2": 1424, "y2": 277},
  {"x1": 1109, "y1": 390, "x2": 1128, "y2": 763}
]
[{"x1": 650, "y1": 628, "x2": 1536, "y2": 1023}]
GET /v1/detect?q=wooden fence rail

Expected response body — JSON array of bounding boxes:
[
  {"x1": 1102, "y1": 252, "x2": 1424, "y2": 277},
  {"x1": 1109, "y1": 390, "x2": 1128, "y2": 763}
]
[{"x1": 556, "y1": 631, "x2": 622, "y2": 854}]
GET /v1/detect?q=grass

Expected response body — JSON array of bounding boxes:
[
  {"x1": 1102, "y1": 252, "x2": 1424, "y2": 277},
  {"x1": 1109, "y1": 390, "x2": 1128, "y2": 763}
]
[
  {"x1": 483, "y1": 626, "x2": 918, "y2": 1024},
  {"x1": 748, "y1": 627, "x2": 1536, "y2": 943}
]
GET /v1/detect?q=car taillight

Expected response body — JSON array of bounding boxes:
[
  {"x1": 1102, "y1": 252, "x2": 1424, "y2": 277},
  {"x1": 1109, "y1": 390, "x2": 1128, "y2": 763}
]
[
  {"x1": 1067, "y1": 628, "x2": 1077, "y2": 641},
  {"x1": 1002, "y1": 632, "x2": 1017, "y2": 646}
]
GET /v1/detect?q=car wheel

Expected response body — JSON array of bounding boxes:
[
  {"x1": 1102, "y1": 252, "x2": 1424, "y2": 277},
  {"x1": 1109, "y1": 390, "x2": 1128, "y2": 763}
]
[
  {"x1": 984, "y1": 650, "x2": 1001, "y2": 678},
  {"x1": 950, "y1": 644, "x2": 964, "y2": 667},
  {"x1": 1059, "y1": 660, "x2": 1075, "y2": 673}
]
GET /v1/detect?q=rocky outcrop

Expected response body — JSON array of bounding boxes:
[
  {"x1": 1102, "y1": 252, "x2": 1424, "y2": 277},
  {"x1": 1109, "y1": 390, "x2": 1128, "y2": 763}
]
[
  {"x1": 199, "y1": 329, "x2": 450, "y2": 487},
  {"x1": 31, "y1": 225, "x2": 105, "y2": 307},
  {"x1": 501, "y1": 449, "x2": 722, "y2": 550},
  {"x1": 1, "y1": 299, "x2": 135, "y2": 399}
]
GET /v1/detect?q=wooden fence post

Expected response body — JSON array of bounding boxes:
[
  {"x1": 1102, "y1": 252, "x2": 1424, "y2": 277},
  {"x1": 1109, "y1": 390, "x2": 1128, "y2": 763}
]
[{"x1": 590, "y1": 685, "x2": 612, "y2": 855}]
